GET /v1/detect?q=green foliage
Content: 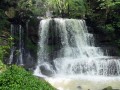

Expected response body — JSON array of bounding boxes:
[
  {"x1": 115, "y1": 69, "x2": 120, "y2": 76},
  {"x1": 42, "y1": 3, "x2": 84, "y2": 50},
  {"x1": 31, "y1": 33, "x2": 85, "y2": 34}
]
[
  {"x1": 18, "y1": 0, "x2": 35, "y2": 11},
  {"x1": 0, "y1": 31, "x2": 14, "y2": 73},
  {"x1": 46, "y1": 0, "x2": 68, "y2": 16},
  {"x1": 73, "y1": 0, "x2": 87, "y2": 18},
  {"x1": 0, "y1": 45, "x2": 4, "y2": 62},
  {"x1": 105, "y1": 24, "x2": 115, "y2": 33},
  {"x1": 0, "y1": 65, "x2": 55, "y2": 90},
  {"x1": 0, "y1": 60, "x2": 6, "y2": 73},
  {"x1": 0, "y1": 39, "x2": 7, "y2": 73},
  {"x1": 47, "y1": 0, "x2": 68, "y2": 11},
  {"x1": 26, "y1": 38, "x2": 37, "y2": 54},
  {"x1": 98, "y1": 0, "x2": 113, "y2": 9},
  {"x1": 0, "y1": 0, "x2": 87, "y2": 18},
  {"x1": 86, "y1": 0, "x2": 120, "y2": 49},
  {"x1": 46, "y1": 0, "x2": 87, "y2": 18},
  {"x1": 0, "y1": 39, "x2": 9, "y2": 61},
  {"x1": 116, "y1": 22, "x2": 120, "y2": 28}
]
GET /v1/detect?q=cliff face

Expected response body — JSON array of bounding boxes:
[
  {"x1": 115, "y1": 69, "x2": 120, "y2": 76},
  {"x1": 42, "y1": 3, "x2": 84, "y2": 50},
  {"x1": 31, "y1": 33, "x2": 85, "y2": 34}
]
[
  {"x1": 2, "y1": 15, "x2": 40, "y2": 70},
  {"x1": 23, "y1": 17, "x2": 40, "y2": 70}
]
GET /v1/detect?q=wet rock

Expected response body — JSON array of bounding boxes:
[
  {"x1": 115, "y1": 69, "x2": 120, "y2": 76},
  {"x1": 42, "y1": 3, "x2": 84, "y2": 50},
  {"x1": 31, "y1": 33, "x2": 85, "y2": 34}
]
[
  {"x1": 77, "y1": 86, "x2": 82, "y2": 90},
  {"x1": 5, "y1": 7, "x2": 15, "y2": 18},
  {"x1": 103, "y1": 86, "x2": 120, "y2": 90},
  {"x1": 40, "y1": 65, "x2": 53, "y2": 76},
  {"x1": 23, "y1": 52, "x2": 36, "y2": 70}
]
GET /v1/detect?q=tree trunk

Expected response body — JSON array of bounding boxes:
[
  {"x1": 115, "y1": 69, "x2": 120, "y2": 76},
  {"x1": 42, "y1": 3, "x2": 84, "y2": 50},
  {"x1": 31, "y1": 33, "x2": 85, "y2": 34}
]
[
  {"x1": 61, "y1": 9, "x2": 64, "y2": 18},
  {"x1": 68, "y1": 4, "x2": 70, "y2": 18}
]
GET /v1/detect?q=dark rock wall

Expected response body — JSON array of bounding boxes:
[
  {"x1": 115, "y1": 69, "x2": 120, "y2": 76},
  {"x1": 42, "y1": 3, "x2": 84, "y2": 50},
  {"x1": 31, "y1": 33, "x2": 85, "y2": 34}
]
[
  {"x1": 6, "y1": 17, "x2": 40, "y2": 71},
  {"x1": 86, "y1": 20, "x2": 120, "y2": 56},
  {"x1": 22, "y1": 17, "x2": 40, "y2": 70}
]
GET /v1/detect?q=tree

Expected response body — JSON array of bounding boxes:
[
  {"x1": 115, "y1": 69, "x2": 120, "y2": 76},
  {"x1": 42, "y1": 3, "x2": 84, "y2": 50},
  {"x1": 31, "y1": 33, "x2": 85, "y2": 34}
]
[
  {"x1": 32, "y1": 0, "x2": 47, "y2": 16},
  {"x1": 46, "y1": 0, "x2": 87, "y2": 18},
  {"x1": 69, "y1": 0, "x2": 87, "y2": 18},
  {"x1": 46, "y1": 0, "x2": 68, "y2": 17}
]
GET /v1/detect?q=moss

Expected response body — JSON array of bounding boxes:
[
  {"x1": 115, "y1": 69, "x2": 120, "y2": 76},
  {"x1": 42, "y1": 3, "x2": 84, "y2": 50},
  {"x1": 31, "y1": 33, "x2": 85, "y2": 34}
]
[
  {"x1": 26, "y1": 38, "x2": 37, "y2": 54},
  {"x1": 0, "y1": 65, "x2": 55, "y2": 90},
  {"x1": 103, "y1": 86, "x2": 112, "y2": 90}
]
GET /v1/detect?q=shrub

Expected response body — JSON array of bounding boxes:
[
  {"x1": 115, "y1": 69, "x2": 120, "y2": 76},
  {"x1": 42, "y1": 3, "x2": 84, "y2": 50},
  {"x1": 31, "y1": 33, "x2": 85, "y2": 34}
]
[
  {"x1": 0, "y1": 65, "x2": 55, "y2": 90},
  {"x1": 0, "y1": 61, "x2": 6, "y2": 73}
]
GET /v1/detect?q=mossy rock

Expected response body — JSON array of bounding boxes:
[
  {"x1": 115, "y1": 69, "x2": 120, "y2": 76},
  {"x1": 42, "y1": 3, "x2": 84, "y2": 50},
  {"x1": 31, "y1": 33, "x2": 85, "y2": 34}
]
[
  {"x1": 103, "y1": 86, "x2": 112, "y2": 90},
  {"x1": 5, "y1": 7, "x2": 15, "y2": 18}
]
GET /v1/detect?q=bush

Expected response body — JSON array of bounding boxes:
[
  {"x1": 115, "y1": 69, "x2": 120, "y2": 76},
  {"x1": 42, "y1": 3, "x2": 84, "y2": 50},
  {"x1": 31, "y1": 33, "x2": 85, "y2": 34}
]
[
  {"x1": 0, "y1": 61, "x2": 6, "y2": 73},
  {"x1": 0, "y1": 45, "x2": 4, "y2": 62},
  {"x1": 105, "y1": 24, "x2": 115, "y2": 33},
  {"x1": 0, "y1": 65, "x2": 55, "y2": 90}
]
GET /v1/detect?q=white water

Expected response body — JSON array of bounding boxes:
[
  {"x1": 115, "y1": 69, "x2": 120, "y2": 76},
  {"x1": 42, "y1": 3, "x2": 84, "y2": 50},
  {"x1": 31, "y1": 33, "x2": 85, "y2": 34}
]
[
  {"x1": 18, "y1": 25, "x2": 24, "y2": 65},
  {"x1": 45, "y1": 76, "x2": 120, "y2": 90},
  {"x1": 9, "y1": 25, "x2": 24, "y2": 65},
  {"x1": 34, "y1": 18, "x2": 120, "y2": 90},
  {"x1": 9, "y1": 24, "x2": 14, "y2": 64}
]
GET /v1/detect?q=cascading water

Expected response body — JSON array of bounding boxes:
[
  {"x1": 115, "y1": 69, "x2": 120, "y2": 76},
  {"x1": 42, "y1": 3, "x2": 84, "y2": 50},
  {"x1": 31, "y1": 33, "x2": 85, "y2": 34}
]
[
  {"x1": 9, "y1": 24, "x2": 24, "y2": 65},
  {"x1": 34, "y1": 18, "x2": 120, "y2": 76},
  {"x1": 9, "y1": 24, "x2": 15, "y2": 64},
  {"x1": 34, "y1": 18, "x2": 120, "y2": 90},
  {"x1": 18, "y1": 25, "x2": 24, "y2": 65}
]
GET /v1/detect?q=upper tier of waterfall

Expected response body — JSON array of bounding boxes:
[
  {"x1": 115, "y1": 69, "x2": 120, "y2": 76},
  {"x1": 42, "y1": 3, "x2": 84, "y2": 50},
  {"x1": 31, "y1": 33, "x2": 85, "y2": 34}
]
[{"x1": 34, "y1": 18, "x2": 120, "y2": 77}]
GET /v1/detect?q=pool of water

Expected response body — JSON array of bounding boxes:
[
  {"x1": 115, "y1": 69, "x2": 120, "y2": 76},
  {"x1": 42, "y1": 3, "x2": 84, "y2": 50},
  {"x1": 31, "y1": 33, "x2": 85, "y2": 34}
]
[{"x1": 45, "y1": 75, "x2": 120, "y2": 90}]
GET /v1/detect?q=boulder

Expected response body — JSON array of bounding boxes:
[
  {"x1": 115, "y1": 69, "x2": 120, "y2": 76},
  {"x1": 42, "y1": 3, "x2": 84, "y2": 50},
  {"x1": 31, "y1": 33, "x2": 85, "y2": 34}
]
[
  {"x1": 5, "y1": 7, "x2": 15, "y2": 18},
  {"x1": 103, "y1": 86, "x2": 112, "y2": 90},
  {"x1": 40, "y1": 65, "x2": 54, "y2": 76},
  {"x1": 102, "y1": 86, "x2": 119, "y2": 90}
]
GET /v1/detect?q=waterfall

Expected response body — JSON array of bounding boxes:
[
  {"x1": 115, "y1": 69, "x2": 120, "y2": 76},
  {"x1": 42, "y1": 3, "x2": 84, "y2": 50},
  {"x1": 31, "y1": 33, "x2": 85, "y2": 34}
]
[
  {"x1": 17, "y1": 25, "x2": 24, "y2": 65},
  {"x1": 9, "y1": 24, "x2": 15, "y2": 64},
  {"x1": 34, "y1": 18, "x2": 120, "y2": 77},
  {"x1": 9, "y1": 24, "x2": 24, "y2": 65}
]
